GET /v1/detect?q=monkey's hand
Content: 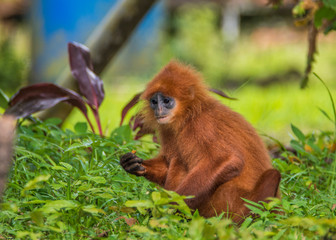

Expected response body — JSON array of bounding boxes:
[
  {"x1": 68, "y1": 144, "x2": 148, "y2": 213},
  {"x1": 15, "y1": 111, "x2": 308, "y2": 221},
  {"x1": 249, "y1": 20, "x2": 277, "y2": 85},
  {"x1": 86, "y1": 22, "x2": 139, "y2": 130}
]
[{"x1": 120, "y1": 152, "x2": 146, "y2": 176}]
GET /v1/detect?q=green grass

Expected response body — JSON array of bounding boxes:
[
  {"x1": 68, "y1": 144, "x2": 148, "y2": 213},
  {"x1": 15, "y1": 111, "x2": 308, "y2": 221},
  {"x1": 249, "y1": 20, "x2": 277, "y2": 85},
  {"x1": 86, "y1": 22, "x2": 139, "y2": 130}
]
[
  {"x1": 228, "y1": 80, "x2": 336, "y2": 143},
  {"x1": 1, "y1": 119, "x2": 158, "y2": 239},
  {"x1": 1, "y1": 116, "x2": 335, "y2": 239}
]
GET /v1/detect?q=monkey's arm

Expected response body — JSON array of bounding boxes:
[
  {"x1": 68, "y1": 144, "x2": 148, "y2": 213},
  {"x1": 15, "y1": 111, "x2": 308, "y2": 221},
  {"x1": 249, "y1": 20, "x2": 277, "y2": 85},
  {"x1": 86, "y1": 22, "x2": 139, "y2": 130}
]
[
  {"x1": 142, "y1": 156, "x2": 168, "y2": 186},
  {"x1": 175, "y1": 154, "x2": 244, "y2": 208},
  {"x1": 120, "y1": 152, "x2": 168, "y2": 186}
]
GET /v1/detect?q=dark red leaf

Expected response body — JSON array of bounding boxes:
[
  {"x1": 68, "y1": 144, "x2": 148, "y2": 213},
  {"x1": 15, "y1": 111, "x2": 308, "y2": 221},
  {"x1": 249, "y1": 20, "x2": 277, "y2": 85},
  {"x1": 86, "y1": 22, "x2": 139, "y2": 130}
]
[
  {"x1": 129, "y1": 114, "x2": 156, "y2": 140},
  {"x1": 120, "y1": 92, "x2": 142, "y2": 126},
  {"x1": 5, "y1": 83, "x2": 88, "y2": 119},
  {"x1": 130, "y1": 114, "x2": 143, "y2": 131},
  {"x1": 115, "y1": 216, "x2": 137, "y2": 226},
  {"x1": 68, "y1": 42, "x2": 104, "y2": 108},
  {"x1": 209, "y1": 88, "x2": 237, "y2": 100}
]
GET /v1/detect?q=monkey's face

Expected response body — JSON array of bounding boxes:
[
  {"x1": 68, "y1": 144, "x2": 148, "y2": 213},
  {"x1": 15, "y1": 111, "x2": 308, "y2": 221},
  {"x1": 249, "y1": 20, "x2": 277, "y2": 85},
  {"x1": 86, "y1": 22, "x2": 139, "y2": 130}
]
[{"x1": 149, "y1": 92, "x2": 176, "y2": 124}]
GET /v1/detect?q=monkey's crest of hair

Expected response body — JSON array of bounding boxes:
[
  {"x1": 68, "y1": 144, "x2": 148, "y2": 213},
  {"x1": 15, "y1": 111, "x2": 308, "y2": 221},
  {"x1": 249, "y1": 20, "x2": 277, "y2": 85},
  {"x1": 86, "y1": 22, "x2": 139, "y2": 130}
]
[{"x1": 141, "y1": 60, "x2": 212, "y2": 129}]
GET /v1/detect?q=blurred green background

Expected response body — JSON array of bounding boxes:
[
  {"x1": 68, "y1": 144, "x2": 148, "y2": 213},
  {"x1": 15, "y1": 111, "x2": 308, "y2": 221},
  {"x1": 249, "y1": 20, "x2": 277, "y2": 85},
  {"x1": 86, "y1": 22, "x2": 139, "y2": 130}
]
[{"x1": 1, "y1": 0, "x2": 336, "y2": 143}]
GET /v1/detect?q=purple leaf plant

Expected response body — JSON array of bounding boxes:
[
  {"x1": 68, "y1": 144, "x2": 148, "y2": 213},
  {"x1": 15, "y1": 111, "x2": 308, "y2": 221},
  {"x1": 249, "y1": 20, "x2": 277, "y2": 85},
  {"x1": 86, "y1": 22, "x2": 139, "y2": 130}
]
[
  {"x1": 68, "y1": 42, "x2": 104, "y2": 136},
  {"x1": 5, "y1": 42, "x2": 104, "y2": 136}
]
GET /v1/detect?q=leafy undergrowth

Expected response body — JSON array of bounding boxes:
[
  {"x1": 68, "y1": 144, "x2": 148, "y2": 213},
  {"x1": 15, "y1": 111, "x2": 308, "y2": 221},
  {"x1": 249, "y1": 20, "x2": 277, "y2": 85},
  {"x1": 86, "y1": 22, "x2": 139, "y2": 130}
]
[{"x1": 0, "y1": 119, "x2": 335, "y2": 239}]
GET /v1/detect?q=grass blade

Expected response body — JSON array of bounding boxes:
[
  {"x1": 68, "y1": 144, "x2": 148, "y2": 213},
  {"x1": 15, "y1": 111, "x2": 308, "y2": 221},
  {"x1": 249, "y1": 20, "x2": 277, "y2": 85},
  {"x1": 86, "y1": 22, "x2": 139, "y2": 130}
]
[{"x1": 313, "y1": 73, "x2": 336, "y2": 141}]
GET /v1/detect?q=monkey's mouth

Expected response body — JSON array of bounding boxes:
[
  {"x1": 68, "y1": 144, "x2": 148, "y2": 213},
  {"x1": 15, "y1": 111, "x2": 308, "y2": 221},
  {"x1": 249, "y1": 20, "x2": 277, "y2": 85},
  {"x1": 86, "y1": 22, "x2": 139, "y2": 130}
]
[{"x1": 156, "y1": 115, "x2": 171, "y2": 124}]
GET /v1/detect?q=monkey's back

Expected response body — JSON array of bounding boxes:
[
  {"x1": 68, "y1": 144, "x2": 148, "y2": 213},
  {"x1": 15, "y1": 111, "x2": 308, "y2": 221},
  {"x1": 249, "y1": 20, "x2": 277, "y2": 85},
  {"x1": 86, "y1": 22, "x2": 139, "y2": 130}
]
[{"x1": 212, "y1": 101, "x2": 272, "y2": 189}]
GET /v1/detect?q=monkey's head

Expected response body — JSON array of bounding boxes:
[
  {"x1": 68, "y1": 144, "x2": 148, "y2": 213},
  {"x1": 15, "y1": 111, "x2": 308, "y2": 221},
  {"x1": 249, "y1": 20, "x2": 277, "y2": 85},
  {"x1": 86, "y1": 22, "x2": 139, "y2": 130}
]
[{"x1": 141, "y1": 60, "x2": 210, "y2": 126}]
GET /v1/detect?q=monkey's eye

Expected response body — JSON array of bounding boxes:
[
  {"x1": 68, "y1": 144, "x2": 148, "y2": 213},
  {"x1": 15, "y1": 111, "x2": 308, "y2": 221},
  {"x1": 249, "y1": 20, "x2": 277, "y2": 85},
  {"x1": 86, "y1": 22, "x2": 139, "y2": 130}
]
[
  {"x1": 151, "y1": 99, "x2": 158, "y2": 105},
  {"x1": 163, "y1": 98, "x2": 170, "y2": 104}
]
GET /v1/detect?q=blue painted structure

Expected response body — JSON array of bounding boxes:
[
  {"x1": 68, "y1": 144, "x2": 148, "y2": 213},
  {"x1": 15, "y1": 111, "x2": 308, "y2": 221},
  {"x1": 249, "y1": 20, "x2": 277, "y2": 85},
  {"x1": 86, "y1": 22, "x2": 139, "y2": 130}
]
[{"x1": 30, "y1": 0, "x2": 164, "y2": 83}]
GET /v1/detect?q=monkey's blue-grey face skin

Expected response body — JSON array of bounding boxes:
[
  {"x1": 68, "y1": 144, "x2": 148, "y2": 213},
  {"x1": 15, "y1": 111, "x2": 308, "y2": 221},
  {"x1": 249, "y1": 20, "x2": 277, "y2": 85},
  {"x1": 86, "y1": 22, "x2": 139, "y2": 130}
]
[{"x1": 150, "y1": 92, "x2": 176, "y2": 124}]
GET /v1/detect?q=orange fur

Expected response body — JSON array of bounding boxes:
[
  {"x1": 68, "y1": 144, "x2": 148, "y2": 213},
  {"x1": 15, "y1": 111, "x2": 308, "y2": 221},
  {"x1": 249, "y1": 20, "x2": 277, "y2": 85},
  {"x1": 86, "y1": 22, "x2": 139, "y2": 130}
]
[{"x1": 133, "y1": 61, "x2": 280, "y2": 223}]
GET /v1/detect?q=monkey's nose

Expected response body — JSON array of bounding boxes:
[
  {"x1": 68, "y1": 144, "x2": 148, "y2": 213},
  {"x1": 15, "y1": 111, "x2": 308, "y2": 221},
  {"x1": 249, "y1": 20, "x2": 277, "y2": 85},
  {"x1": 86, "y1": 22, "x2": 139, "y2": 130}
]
[{"x1": 156, "y1": 105, "x2": 164, "y2": 116}]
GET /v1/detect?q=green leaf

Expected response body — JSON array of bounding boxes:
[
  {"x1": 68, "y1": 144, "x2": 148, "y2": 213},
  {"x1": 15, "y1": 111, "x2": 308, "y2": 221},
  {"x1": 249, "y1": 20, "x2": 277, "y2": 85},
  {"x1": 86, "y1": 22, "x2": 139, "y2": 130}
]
[
  {"x1": 77, "y1": 183, "x2": 92, "y2": 192},
  {"x1": 45, "y1": 118, "x2": 62, "y2": 125},
  {"x1": 111, "y1": 125, "x2": 133, "y2": 145},
  {"x1": 242, "y1": 198, "x2": 265, "y2": 216},
  {"x1": 290, "y1": 140, "x2": 306, "y2": 154},
  {"x1": 15, "y1": 147, "x2": 45, "y2": 162},
  {"x1": 188, "y1": 217, "x2": 205, "y2": 239},
  {"x1": 273, "y1": 228, "x2": 287, "y2": 240},
  {"x1": 21, "y1": 175, "x2": 51, "y2": 195},
  {"x1": 52, "y1": 166, "x2": 68, "y2": 171},
  {"x1": 0, "y1": 202, "x2": 18, "y2": 212},
  {"x1": 151, "y1": 191, "x2": 161, "y2": 203},
  {"x1": 64, "y1": 143, "x2": 84, "y2": 152},
  {"x1": 30, "y1": 210, "x2": 44, "y2": 226},
  {"x1": 324, "y1": 20, "x2": 336, "y2": 34},
  {"x1": 16, "y1": 231, "x2": 42, "y2": 240},
  {"x1": 82, "y1": 205, "x2": 106, "y2": 215},
  {"x1": 314, "y1": 6, "x2": 336, "y2": 28},
  {"x1": 59, "y1": 162, "x2": 73, "y2": 171},
  {"x1": 125, "y1": 200, "x2": 154, "y2": 208},
  {"x1": 97, "y1": 193, "x2": 114, "y2": 199},
  {"x1": 44, "y1": 200, "x2": 79, "y2": 209},
  {"x1": 242, "y1": 197, "x2": 264, "y2": 208},
  {"x1": 74, "y1": 122, "x2": 88, "y2": 133},
  {"x1": 291, "y1": 124, "x2": 306, "y2": 143},
  {"x1": 23, "y1": 200, "x2": 47, "y2": 205},
  {"x1": 245, "y1": 204, "x2": 264, "y2": 215},
  {"x1": 65, "y1": 140, "x2": 92, "y2": 152},
  {"x1": 240, "y1": 217, "x2": 253, "y2": 230},
  {"x1": 323, "y1": 0, "x2": 336, "y2": 11},
  {"x1": 292, "y1": 2, "x2": 306, "y2": 17},
  {"x1": 131, "y1": 225, "x2": 155, "y2": 235},
  {"x1": 318, "y1": 107, "x2": 333, "y2": 123},
  {"x1": 0, "y1": 88, "x2": 9, "y2": 109},
  {"x1": 50, "y1": 183, "x2": 64, "y2": 190},
  {"x1": 81, "y1": 176, "x2": 106, "y2": 184},
  {"x1": 40, "y1": 200, "x2": 79, "y2": 213}
]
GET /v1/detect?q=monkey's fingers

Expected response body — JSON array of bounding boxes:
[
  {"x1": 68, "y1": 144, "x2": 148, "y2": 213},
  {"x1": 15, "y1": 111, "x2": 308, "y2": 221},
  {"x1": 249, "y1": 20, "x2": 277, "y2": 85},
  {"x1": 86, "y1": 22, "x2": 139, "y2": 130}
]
[
  {"x1": 120, "y1": 152, "x2": 136, "y2": 164},
  {"x1": 120, "y1": 157, "x2": 143, "y2": 169},
  {"x1": 125, "y1": 163, "x2": 145, "y2": 175}
]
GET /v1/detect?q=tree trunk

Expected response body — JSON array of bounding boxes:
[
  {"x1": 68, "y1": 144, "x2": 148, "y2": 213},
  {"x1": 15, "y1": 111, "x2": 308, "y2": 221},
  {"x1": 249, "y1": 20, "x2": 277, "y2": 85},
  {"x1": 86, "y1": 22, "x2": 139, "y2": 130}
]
[
  {"x1": 39, "y1": 0, "x2": 157, "y2": 121},
  {"x1": 0, "y1": 116, "x2": 16, "y2": 199}
]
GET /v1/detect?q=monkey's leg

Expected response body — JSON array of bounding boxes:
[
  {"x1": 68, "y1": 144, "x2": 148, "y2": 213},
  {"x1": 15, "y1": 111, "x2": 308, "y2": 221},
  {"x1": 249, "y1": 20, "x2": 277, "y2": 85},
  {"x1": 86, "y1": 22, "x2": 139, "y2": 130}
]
[
  {"x1": 232, "y1": 169, "x2": 281, "y2": 225},
  {"x1": 251, "y1": 169, "x2": 281, "y2": 202}
]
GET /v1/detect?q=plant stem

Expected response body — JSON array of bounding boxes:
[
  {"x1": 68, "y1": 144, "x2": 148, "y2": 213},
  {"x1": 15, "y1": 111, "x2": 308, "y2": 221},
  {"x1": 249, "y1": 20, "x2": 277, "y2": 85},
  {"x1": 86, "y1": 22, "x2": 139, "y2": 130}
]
[
  {"x1": 92, "y1": 107, "x2": 103, "y2": 136},
  {"x1": 84, "y1": 114, "x2": 96, "y2": 134}
]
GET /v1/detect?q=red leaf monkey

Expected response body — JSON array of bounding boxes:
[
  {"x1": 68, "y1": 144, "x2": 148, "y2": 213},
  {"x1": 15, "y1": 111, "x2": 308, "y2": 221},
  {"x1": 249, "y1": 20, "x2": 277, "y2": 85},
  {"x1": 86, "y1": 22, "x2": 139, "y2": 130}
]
[{"x1": 120, "y1": 60, "x2": 281, "y2": 223}]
